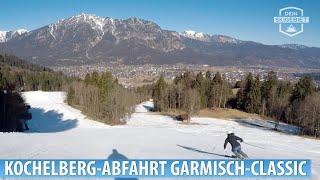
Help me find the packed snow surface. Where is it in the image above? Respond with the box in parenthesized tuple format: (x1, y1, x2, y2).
(0, 91, 319, 179)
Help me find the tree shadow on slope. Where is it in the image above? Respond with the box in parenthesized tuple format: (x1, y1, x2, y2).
(234, 119, 272, 131)
(107, 149, 138, 180)
(177, 144, 236, 159)
(26, 108, 78, 133)
(142, 105, 154, 112)
(234, 119, 300, 135)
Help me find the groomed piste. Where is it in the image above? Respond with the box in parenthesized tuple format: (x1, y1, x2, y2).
(0, 91, 319, 180)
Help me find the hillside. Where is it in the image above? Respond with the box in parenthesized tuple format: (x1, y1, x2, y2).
(0, 54, 71, 91)
(0, 54, 50, 72)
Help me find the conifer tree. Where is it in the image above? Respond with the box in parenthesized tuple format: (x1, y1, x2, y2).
(242, 73, 261, 114)
(153, 75, 168, 112)
(194, 72, 207, 108)
(261, 71, 278, 116)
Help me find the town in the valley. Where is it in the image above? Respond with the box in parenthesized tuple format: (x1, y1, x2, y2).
(52, 63, 320, 87)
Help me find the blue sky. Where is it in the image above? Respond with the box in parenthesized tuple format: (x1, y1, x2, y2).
(1, 0, 319, 47)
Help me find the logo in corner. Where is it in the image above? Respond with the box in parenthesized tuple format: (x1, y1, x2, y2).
(274, 7, 310, 37)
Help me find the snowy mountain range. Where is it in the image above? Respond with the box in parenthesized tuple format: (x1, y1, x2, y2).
(0, 29, 28, 42)
(1, 13, 320, 67)
(180, 30, 240, 44)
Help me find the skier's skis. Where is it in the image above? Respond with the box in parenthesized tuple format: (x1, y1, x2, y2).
(224, 155, 237, 159)
(224, 154, 250, 159)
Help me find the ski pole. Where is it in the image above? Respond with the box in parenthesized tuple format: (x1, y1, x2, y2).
(212, 145, 216, 152)
(243, 142, 265, 149)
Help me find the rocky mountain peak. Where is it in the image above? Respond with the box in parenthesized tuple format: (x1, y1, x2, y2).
(0, 29, 28, 43)
(0, 14, 318, 68)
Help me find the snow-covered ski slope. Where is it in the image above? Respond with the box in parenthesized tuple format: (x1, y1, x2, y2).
(0, 91, 319, 179)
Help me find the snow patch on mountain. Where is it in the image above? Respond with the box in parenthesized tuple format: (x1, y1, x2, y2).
(0, 31, 7, 42)
(180, 30, 240, 44)
(211, 35, 240, 44)
(63, 13, 107, 33)
(49, 24, 57, 40)
(183, 30, 205, 38)
(180, 30, 208, 41)
(0, 29, 28, 42)
(15, 29, 28, 35)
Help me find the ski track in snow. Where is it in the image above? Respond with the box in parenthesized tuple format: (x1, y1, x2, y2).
(0, 91, 319, 180)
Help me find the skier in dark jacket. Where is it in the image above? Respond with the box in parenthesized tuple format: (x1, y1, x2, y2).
(224, 131, 248, 159)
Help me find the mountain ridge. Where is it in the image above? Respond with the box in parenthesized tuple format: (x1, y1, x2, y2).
(1, 13, 320, 67)
(0, 29, 28, 42)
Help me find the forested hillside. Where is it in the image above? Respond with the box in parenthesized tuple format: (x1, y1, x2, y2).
(152, 72, 233, 123)
(0, 54, 72, 131)
(152, 71, 320, 138)
(67, 72, 147, 125)
(0, 54, 73, 91)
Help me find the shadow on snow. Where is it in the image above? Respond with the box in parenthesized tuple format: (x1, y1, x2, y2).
(177, 144, 236, 159)
(142, 105, 154, 112)
(26, 108, 78, 133)
(234, 119, 300, 135)
(107, 149, 138, 180)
